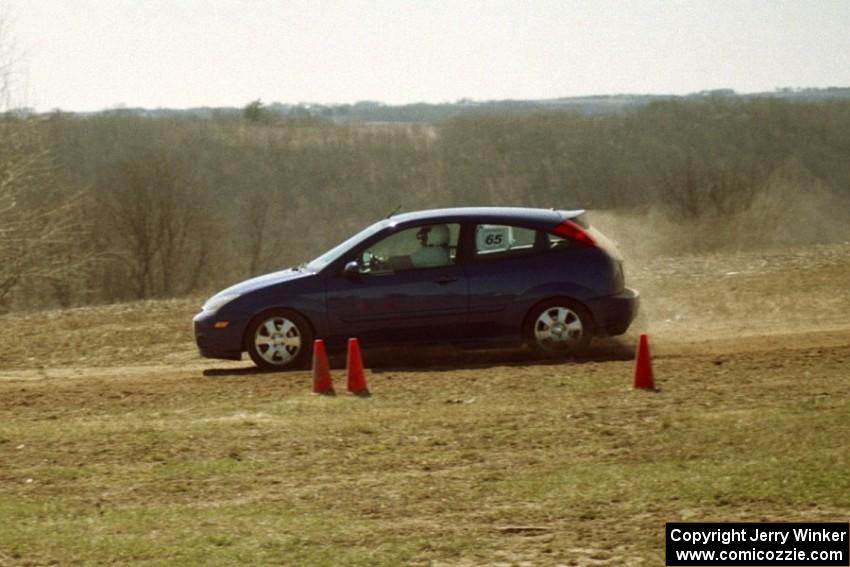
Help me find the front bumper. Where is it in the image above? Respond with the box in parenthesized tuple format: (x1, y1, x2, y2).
(193, 311, 245, 361)
(587, 287, 640, 337)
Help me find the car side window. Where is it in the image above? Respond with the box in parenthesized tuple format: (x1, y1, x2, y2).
(474, 224, 539, 259)
(358, 223, 460, 274)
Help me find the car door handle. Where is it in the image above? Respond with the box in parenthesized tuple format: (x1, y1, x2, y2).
(434, 275, 458, 285)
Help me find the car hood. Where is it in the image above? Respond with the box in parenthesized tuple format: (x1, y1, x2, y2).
(212, 268, 314, 298)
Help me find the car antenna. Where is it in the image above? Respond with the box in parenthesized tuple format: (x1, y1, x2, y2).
(386, 205, 402, 218)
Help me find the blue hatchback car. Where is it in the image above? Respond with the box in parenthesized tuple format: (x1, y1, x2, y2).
(194, 207, 639, 370)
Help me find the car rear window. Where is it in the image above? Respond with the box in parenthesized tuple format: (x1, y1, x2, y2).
(474, 224, 577, 260)
(475, 224, 536, 257)
(546, 233, 575, 250)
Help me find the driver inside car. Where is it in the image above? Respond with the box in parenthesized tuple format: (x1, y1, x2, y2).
(410, 224, 451, 268)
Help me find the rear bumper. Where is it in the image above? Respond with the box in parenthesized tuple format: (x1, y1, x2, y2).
(587, 288, 640, 337)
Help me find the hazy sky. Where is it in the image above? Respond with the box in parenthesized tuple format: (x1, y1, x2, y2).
(11, 0, 850, 112)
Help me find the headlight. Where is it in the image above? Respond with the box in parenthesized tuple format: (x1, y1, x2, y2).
(202, 294, 240, 314)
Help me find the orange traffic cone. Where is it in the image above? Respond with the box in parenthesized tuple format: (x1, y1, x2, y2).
(345, 338, 370, 397)
(633, 333, 657, 390)
(311, 339, 335, 395)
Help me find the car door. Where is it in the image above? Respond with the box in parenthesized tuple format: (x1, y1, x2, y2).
(325, 222, 469, 345)
(465, 223, 549, 340)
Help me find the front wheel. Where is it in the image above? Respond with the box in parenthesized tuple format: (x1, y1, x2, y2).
(525, 299, 592, 358)
(245, 309, 313, 371)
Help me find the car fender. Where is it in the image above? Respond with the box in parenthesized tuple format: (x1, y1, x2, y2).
(520, 280, 597, 303)
(509, 281, 597, 323)
(231, 288, 329, 340)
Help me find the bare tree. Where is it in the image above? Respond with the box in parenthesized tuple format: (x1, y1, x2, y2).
(0, 119, 96, 309)
(0, 8, 95, 311)
(99, 153, 209, 299)
(0, 3, 14, 111)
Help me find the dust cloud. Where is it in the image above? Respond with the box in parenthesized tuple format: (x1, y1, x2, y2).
(588, 186, 850, 342)
(591, 185, 850, 261)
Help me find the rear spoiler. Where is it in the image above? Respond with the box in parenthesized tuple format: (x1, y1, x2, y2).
(559, 209, 589, 229)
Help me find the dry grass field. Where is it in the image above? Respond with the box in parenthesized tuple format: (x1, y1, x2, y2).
(1, 242, 849, 566)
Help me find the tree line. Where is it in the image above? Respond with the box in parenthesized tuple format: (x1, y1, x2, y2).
(2, 97, 849, 312)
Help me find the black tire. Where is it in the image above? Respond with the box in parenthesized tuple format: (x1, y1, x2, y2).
(524, 298, 593, 358)
(245, 309, 314, 371)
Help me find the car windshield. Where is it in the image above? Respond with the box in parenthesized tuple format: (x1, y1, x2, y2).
(305, 218, 390, 272)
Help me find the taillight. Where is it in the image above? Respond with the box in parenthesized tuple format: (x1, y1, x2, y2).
(552, 219, 597, 247)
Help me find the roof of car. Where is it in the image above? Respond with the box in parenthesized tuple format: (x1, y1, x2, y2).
(388, 207, 583, 226)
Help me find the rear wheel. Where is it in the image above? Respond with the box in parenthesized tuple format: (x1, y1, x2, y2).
(246, 309, 313, 371)
(525, 299, 592, 358)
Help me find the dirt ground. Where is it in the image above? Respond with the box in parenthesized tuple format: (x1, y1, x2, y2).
(1, 241, 849, 565)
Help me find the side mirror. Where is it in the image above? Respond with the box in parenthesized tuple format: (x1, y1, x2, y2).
(343, 260, 361, 278)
